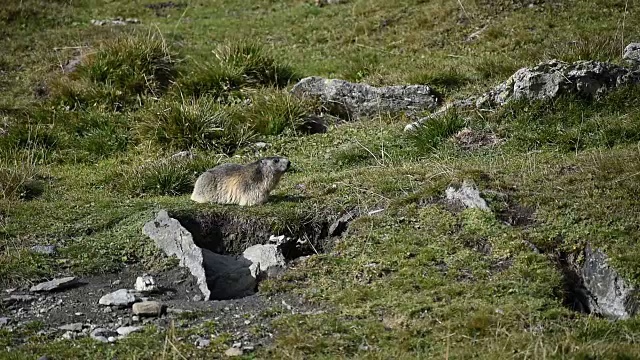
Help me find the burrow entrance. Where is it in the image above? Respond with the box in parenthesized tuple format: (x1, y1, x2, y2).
(147, 208, 359, 301)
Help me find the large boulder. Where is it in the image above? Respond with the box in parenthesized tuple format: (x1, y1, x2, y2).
(291, 76, 440, 120)
(476, 60, 640, 108)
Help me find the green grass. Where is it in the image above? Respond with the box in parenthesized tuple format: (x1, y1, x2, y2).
(1, 0, 640, 358)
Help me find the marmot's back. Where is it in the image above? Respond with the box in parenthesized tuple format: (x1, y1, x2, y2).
(190, 157, 290, 206)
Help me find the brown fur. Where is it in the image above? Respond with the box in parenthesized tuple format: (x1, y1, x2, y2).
(190, 157, 290, 206)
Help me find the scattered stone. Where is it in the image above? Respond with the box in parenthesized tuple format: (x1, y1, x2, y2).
(135, 275, 158, 293)
(232, 342, 242, 348)
(116, 326, 143, 336)
(253, 142, 268, 149)
(195, 337, 211, 348)
(90, 17, 140, 26)
(107, 336, 117, 343)
(143, 210, 257, 300)
(242, 244, 287, 279)
(30, 245, 57, 256)
(225, 347, 244, 357)
(170, 151, 194, 160)
(58, 323, 83, 332)
(132, 301, 164, 317)
(192, 295, 202, 302)
(445, 180, 491, 212)
(623, 43, 640, 66)
(291, 76, 439, 120)
(112, 280, 121, 286)
(0, 317, 9, 327)
(90, 328, 117, 343)
(4, 288, 16, 294)
(315, 0, 348, 6)
(103, 307, 113, 313)
(61, 331, 74, 340)
(99, 289, 137, 307)
(580, 245, 638, 320)
(75, 312, 83, 316)
(131, 315, 140, 322)
(30, 277, 79, 292)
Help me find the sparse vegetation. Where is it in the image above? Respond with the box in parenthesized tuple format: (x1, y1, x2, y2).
(2, 0, 640, 358)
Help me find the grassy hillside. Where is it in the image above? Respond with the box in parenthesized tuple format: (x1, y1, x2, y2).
(1, 0, 640, 358)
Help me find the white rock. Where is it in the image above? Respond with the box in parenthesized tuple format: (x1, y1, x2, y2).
(132, 301, 163, 317)
(116, 326, 143, 336)
(445, 180, 490, 212)
(225, 347, 243, 357)
(30, 277, 78, 292)
(242, 244, 286, 279)
(135, 276, 157, 292)
(58, 323, 83, 332)
(99, 289, 137, 307)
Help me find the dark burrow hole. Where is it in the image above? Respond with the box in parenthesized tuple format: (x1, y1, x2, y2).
(172, 210, 332, 260)
(557, 251, 592, 314)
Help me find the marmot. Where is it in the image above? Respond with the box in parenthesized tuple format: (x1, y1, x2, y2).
(190, 157, 291, 206)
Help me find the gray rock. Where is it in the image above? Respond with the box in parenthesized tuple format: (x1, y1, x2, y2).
(143, 210, 257, 300)
(581, 245, 638, 320)
(90, 328, 118, 343)
(135, 275, 157, 293)
(58, 323, 83, 332)
(4, 294, 36, 303)
(30, 277, 78, 292)
(0, 317, 9, 327)
(99, 289, 137, 307)
(132, 301, 163, 317)
(116, 326, 142, 336)
(405, 59, 640, 131)
(623, 43, 640, 66)
(30, 245, 57, 256)
(225, 347, 244, 357)
(107, 336, 117, 342)
(476, 60, 640, 109)
(61, 331, 74, 340)
(195, 337, 211, 348)
(170, 151, 194, 160)
(445, 180, 491, 212)
(253, 142, 268, 149)
(291, 76, 439, 120)
(242, 244, 287, 279)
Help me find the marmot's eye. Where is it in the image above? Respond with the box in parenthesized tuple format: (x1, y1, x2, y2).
(273, 158, 279, 163)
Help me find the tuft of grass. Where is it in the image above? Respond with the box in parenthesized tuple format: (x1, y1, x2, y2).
(136, 96, 253, 153)
(546, 35, 621, 63)
(107, 155, 217, 197)
(0, 147, 46, 201)
(234, 89, 319, 136)
(51, 32, 176, 111)
(175, 61, 244, 101)
(410, 67, 472, 94)
(214, 40, 299, 88)
(472, 55, 522, 81)
(408, 111, 466, 153)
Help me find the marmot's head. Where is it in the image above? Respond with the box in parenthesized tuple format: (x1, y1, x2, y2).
(260, 156, 291, 174)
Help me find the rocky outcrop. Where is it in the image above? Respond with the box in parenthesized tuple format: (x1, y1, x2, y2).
(475, 60, 640, 108)
(405, 49, 640, 131)
(291, 77, 440, 120)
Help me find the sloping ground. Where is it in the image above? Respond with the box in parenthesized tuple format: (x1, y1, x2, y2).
(1, 0, 640, 358)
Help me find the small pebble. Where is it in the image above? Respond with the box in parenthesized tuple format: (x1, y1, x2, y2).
(225, 347, 243, 357)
